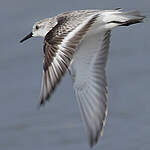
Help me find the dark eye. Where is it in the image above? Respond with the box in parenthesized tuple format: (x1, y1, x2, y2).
(35, 25, 40, 30)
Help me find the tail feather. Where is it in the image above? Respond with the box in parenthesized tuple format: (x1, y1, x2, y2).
(123, 10, 144, 17)
(102, 10, 145, 28)
(108, 17, 144, 26)
(118, 18, 144, 26)
(120, 10, 145, 26)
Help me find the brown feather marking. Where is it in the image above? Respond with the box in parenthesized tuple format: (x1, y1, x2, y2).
(40, 14, 98, 105)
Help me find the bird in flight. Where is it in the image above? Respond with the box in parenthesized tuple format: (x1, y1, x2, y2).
(20, 9, 145, 147)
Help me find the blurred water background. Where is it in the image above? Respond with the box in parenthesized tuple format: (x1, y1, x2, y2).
(0, 0, 150, 150)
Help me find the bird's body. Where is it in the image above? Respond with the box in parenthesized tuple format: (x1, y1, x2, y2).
(20, 9, 145, 147)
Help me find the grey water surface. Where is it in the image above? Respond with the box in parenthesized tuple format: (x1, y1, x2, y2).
(0, 0, 150, 150)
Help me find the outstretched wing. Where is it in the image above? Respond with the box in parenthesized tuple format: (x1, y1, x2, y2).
(40, 14, 98, 105)
(70, 31, 111, 147)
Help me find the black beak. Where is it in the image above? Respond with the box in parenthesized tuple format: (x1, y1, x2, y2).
(20, 32, 33, 43)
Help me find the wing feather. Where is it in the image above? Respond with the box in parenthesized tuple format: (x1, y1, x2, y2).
(40, 14, 98, 105)
(70, 31, 111, 147)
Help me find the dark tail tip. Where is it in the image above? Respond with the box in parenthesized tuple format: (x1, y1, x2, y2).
(119, 18, 144, 26)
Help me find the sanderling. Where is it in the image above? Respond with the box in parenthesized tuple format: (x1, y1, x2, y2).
(20, 9, 145, 147)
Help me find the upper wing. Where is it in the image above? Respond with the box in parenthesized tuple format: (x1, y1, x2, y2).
(40, 14, 98, 105)
(70, 31, 111, 147)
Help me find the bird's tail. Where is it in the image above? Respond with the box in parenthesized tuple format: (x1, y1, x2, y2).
(102, 10, 145, 28)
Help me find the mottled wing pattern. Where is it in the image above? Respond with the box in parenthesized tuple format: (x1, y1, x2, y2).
(40, 14, 98, 105)
(70, 31, 111, 147)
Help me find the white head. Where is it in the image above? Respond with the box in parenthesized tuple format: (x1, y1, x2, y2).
(32, 19, 51, 37)
(20, 18, 55, 43)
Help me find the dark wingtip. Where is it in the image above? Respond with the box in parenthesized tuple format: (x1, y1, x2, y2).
(89, 140, 97, 148)
(88, 128, 103, 148)
(89, 136, 96, 148)
(36, 99, 45, 110)
(39, 97, 45, 106)
(38, 93, 50, 108)
(115, 7, 122, 10)
(89, 141, 94, 148)
(40, 100, 45, 106)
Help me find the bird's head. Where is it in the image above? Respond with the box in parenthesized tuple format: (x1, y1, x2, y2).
(20, 18, 53, 43)
(32, 20, 50, 37)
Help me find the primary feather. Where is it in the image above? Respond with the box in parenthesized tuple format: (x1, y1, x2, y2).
(21, 9, 145, 147)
